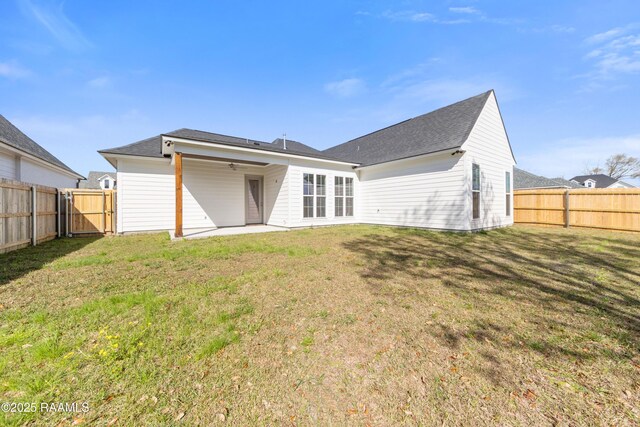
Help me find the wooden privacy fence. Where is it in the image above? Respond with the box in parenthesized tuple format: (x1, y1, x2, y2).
(64, 189, 116, 236)
(514, 188, 640, 232)
(1, 181, 117, 254)
(0, 178, 63, 254)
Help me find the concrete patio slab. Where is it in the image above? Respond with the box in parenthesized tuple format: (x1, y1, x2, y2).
(171, 225, 289, 240)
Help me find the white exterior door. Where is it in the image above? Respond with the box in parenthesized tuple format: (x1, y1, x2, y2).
(246, 177, 262, 224)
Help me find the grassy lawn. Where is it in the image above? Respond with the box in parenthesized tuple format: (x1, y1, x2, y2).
(0, 225, 638, 426)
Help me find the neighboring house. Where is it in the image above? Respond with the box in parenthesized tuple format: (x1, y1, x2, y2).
(0, 114, 83, 188)
(514, 168, 581, 190)
(99, 90, 516, 236)
(570, 174, 635, 189)
(79, 171, 117, 190)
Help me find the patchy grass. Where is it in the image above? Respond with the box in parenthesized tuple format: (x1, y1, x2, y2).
(0, 225, 639, 425)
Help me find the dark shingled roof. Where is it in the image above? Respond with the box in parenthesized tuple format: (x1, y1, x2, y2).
(79, 171, 116, 189)
(271, 138, 323, 155)
(551, 177, 582, 189)
(99, 129, 349, 163)
(0, 114, 81, 177)
(514, 167, 578, 190)
(322, 90, 493, 166)
(570, 174, 619, 188)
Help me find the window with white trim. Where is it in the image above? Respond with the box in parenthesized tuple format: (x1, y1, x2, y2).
(472, 164, 480, 219)
(505, 171, 511, 216)
(303, 173, 326, 218)
(334, 176, 354, 217)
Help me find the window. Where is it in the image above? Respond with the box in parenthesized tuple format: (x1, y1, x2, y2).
(303, 173, 326, 218)
(334, 176, 354, 217)
(303, 173, 314, 218)
(345, 177, 354, 216)
(505, 171, 511, 217)
(472, 164, 480, 219)
(316, 175, 326, 217)
(103, 179, 110, 189)
(334, 177, 343, 216)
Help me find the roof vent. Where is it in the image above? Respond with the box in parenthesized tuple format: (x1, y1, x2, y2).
(283, 133, 287, 150)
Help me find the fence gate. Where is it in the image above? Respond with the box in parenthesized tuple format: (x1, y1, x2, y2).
(65, 189, 116, 236)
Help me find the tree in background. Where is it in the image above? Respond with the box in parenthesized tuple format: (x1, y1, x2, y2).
(585, 154, 640, 180)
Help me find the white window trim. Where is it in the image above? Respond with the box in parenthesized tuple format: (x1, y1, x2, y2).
(472, 163, 480, 220)
(303, 173, 326, 219)
(334, 176, 354, 217)
(505, 170, 511, 217)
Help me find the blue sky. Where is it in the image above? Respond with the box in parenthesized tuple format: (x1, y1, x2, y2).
(1, 0, 639, 184)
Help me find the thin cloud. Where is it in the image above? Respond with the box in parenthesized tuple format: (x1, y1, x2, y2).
(381, 10, 435, 23)
(368, 7, 519, 26)
(0, 60, 32, 79)
(87, 76, 111, 88)
(585, 24, 637, 44)
(449, 7, 480, 15)
(324, 78, 366, 98)
(582, 25, 640, 80)
(18, 0, 91, 51)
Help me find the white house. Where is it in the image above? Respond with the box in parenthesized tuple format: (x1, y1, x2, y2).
(79, 171, 117, 190)
(570, 174, 635, 189)
(0, 114, 83, 188)
(99, 90, 516, 236)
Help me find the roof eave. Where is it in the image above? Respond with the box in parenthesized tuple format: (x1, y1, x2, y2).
(354, 146, 463, 169)
(161, 135, 360, 166)
(0, 140, 84, 180)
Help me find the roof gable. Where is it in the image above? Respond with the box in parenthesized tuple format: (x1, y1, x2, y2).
(570, 174, 618, 188)
(322, 90, 492, 166)
(0, 114, 81, 177)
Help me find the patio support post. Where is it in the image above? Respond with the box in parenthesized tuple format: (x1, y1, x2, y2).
(175, 152, 183, 237)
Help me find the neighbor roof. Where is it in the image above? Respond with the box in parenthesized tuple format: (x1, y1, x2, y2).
(322, 90, 493, 166)
(99, 129, 348, 163)
(514, 167, 577, 190)
(550, 177, 582, 189)
(570, 174, 618, 188)
(0, 114, 81, 177)
(79, 171, 116, 189)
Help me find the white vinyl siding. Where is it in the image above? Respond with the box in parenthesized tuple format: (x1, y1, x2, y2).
(359, 152, 468, 230)
(0, 149, 16, 180)
(117, 158, 175, 233)
(461, 91, 515, 230)
(19, 158, 78, 188)
(264, 164, 289, 226)
(0, 146, 77, 188)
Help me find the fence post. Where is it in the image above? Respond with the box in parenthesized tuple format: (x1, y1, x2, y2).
(57, 191, 61, 238)
(564, 190, 570, 228)
(31, 185, 37, 246)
